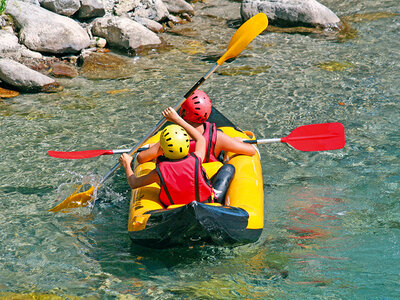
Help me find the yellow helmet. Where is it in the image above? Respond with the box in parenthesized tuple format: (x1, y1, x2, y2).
(160, 124, 190, 159)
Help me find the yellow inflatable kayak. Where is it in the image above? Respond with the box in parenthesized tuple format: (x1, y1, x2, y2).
(128, 108, 264, 248)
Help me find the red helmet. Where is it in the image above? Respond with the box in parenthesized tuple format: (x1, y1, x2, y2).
(180, 90, 212, 123)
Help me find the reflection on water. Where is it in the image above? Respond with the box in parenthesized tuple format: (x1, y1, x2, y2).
(283, 186, 348, 284)
(0, 0, 399, 298)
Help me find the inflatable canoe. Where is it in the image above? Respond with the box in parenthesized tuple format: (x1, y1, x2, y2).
(128, 108, 264, 248)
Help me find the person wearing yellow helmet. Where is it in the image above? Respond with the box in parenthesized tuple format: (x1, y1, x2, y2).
(159, 124, 190, 160)
(136, 90, 256, 165)
(119, 107, 215, 206)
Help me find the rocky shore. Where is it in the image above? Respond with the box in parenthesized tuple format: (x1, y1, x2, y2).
(0, 0, 384, 96)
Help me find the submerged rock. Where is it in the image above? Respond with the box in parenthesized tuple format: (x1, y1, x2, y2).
(168, 26, 198, 37)
(216, 65, 271, 76)
(50, 63, 79, 78)
(0, 87, 20, 98)
(264, 19, 357, 43)
(179, 40, 205, 55)
(80, 52, 137, 79)
(41, 82, 64, 92)
(341, 12, 399, 23)
(316, 61, 353, 72)
(336, 20, 358, 42)
(334, 11, 399, 42)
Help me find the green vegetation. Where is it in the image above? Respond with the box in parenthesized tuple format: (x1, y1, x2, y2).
(0, 0, 6, 14)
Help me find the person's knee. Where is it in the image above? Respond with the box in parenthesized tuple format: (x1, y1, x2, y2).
(212, 164, 235, 204)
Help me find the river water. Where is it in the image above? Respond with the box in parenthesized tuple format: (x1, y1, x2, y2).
(1, 0, 399, 298)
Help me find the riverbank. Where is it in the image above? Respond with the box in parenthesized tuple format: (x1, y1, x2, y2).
(0, 0, 371, 94)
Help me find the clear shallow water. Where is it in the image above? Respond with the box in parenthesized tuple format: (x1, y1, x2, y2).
(1, 0, 399, 298)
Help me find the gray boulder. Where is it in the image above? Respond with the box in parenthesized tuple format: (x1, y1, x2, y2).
(92, 16, 162, 53)
(114, 0, 139, 16)
(20, 48, 44, 59)
(162, 0, 194, 15)
(0, 30, 43, 60)
(6, 0, 90, 54)
(39, 0, 81, 16)
(0, 58, 55, 91)
(77, 0, 105, 19)
(133, 16, 164, 33)
(0, 30, 22, 60)
(241, 0, 341, 28)
(0, 16, 6, 27)
(130, 0, 170, 22)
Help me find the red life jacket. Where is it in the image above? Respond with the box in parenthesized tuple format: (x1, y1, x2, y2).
(155, 153, 214, 206)
(189, 122, 218, 162)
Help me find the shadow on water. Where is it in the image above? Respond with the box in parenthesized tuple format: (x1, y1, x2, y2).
(0, 185, 54, 195)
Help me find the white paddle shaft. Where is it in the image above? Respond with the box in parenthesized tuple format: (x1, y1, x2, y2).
(244, 138, 281, 144)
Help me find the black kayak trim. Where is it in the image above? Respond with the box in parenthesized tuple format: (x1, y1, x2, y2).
(129, 201, 262, 248)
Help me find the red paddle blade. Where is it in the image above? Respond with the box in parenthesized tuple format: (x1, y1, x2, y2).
(281, 123, 345, 151)
(48, 149, 113, 159)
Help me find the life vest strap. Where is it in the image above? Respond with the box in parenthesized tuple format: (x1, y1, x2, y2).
(155, 164, 174, 206)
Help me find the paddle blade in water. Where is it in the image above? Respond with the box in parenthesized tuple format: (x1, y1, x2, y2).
(281, 122, 345, 151)
(217, 13, 268, 65)
(49, 185, 95, 212)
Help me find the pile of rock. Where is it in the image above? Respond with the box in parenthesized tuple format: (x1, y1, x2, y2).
(0, 0, 342, 94)
(0, 0, 195, 92)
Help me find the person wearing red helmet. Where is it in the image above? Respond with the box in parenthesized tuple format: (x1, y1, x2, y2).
(180, 89, 212, 124)
(137, 89, 256, 165)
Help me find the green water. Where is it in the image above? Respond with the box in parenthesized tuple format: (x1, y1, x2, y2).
(1, 0, 399, 298)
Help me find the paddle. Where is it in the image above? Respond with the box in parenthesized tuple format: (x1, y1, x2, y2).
(244, 123, 345, 151)
(49, 122, 344, 160)
(48, 148, 148, 159)
(49, 13, 269, 213)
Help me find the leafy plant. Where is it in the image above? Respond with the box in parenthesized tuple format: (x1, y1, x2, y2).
(0, 0, 6, 14)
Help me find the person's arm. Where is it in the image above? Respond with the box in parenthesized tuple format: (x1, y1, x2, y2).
(119, 153, 159, 189)
(215, 131, 256, 156)
(137, 142, 163, 164)
(162, 107, 206, 161)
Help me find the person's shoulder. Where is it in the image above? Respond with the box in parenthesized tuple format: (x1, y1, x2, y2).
(216, 130, 231, 140)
